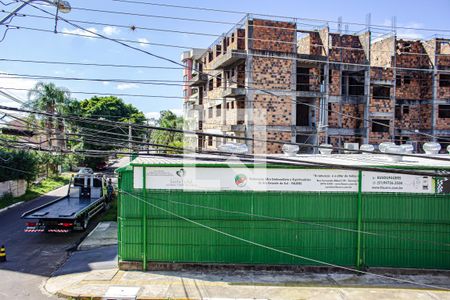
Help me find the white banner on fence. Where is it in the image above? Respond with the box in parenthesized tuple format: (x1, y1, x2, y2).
(132, 167, 434, 194)
(144, 167, 358, 192)
(362, 172, 433, 193)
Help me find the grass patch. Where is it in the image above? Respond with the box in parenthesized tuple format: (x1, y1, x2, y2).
(0, 174, 72, 210)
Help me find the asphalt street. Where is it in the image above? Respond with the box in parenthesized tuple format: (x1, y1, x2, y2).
(0, 158, 126, 299)
(0, 185, 90, 299)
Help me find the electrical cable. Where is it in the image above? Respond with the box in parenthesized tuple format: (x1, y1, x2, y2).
(3, 12, 448, 144)
(3, 104, 450, 164)
(3, 112, 448, 177)
(2, 23, 450, 73)
(110, 0, 450, 34)
(10, 3, 450, 151)
(120, 190, 450, 291)
(137, 191, 450, 248)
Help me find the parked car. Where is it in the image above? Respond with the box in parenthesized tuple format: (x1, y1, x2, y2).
(77, 167, 94, 175)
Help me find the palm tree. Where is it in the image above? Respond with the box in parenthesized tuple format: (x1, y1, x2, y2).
(25, 82, 72, 151)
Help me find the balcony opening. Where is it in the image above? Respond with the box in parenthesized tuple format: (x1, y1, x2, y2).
(403, 105, 409, 114)
(216, 104, 222, 117)
(438, 105, 450, 118)
(296, 67, 310, 91)
(216, 74, 222, 88)
(440, 74, 450, 87)
(404, 75, 412, 85)
(296, 100, 310, 126)
(208, 79, 214, 91)
(372, 119, 390, 133)
(373, 85, 390, 99)
(198, 87, 203, 105)
(208, 107, 213, 118)
(216, 44, 222, 57)
(208, 136, 213, 146)
(342, 70, 364, 96)
(208, 51, 213, 62)
(396, 75, 402, 86)
(198, 136, 204, 149)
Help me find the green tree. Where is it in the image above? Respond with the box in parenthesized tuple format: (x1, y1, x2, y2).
(25, 82, 74, 151)
(0, 148, 38, 182)
(151, 110, 184, 151)
(76, 96, 146, 168)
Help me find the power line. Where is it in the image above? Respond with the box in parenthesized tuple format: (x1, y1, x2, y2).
(13, 4, 450, 145)
(3, 11, 450, 58)
(3, 78, 448, 144)
(120, 190, 450, 291)
(141, 191, 450, 248)
(0, 57, 184, 70)
(3, 104, 450, 170)
(3, 71, 450, 86)
(3, 23, 450, 74)
(2, 24, 193, 49)
(111, 0, 450, 34)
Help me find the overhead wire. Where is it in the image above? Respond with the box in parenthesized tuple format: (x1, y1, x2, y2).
(9, 2, 450, 151)
(124, 190, 450, 248)
(0, 39, 448, 144)
(0, 106, 449, 176)
(110, 0, 450, 34)
(3, 8, 449, 144)
(120, 190, 450, 291)
(3, 104, 450, 165)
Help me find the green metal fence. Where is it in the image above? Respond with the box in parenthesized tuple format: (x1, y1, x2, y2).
(117, 167, 450, 270)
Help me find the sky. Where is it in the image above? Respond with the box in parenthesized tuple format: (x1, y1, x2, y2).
(0, 0, 449, 120)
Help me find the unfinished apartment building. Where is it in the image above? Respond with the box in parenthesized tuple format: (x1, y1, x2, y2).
(182, 16, 450, 154)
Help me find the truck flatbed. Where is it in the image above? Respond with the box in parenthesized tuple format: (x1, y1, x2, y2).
(22, 196, 104, 220)
(22, 174, 113, 232)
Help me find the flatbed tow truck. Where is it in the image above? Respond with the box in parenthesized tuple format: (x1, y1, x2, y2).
(22, 174, 112, 233)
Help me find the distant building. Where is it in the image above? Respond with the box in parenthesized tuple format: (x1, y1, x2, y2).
(181, 16, 450, 153)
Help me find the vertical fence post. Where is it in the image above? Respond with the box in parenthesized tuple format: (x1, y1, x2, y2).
(117, 174, 122, 262)
(142, 167, 148, 271)
(356, 170, 363, 269)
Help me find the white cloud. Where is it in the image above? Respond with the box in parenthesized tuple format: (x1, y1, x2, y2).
(144, 109, 183, 120)
(376, 20, 424, 40)
(397, 22, 424, 40)
(61, 27, 98, 39)
(171, 108, 183, 116)
(145, 111, 160, 120)
(137, 38, 149, 48)
(102, 81, 110, 86)
(116, 83, 138, 90)
(0, 72, 38, 102)
(102, 26, 120, 36)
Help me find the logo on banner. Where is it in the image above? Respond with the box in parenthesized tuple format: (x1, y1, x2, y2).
(176, 168, 185, 178)
(234, 174, 247, 187)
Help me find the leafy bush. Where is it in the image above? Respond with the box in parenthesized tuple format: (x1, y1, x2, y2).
(0, 148, 38, 182)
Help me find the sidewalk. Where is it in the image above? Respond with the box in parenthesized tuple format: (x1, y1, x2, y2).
(45, 268, 450, 299)
(45, 222, 450, 299)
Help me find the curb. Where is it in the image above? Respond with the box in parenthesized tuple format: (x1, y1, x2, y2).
(0, 201, 24, 214)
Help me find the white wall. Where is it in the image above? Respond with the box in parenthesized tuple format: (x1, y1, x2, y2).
(0, 179, 27, 198)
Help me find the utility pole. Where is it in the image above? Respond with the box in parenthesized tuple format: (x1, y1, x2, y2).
(146, 119, 150, 154)
(0, 0, 71, 25)
(128, 121, 132, 162)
